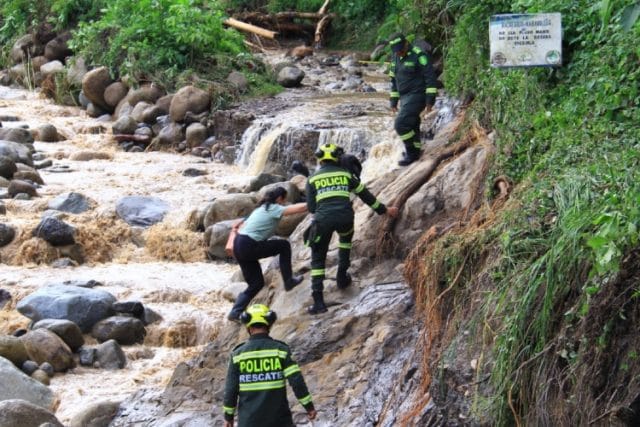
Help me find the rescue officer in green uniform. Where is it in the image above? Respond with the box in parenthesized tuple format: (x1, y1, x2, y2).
(388, 33, 438, 166)
(305, 143, 399, 314)
(223, 304, 317, 427)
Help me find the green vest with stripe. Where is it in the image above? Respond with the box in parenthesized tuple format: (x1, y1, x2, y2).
(223, 333, 314, 427)
(306, 163, 386, 222)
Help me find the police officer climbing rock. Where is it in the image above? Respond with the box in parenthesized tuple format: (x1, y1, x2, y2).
(388, 32, 438, 166)
(305, 143, 399, 315)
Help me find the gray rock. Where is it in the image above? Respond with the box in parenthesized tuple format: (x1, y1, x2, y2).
(0, 155, 17, 179)
(127, 85, 163, 107)
(185, 122, 207, 148)
(38, 362, 54, 377)
(0, 358, 55, 410)
(169, 85, 210, 122)
(13, 169, 44, 185)
(16, 284, 116, 332)
(112, 301, 145, 319)
(20, 329, 75, 372)
(0, 336, 29, 366)
(21, 360, 39, 376)
(8, 180, 37, 198)
(155, 122, 184, 147)
(32, 319, 84, 352)
(68, 400, 120, 427)
(35, 124, 58, 142)
(66, 57, 88, 88)
(95, 340, 126, 370)
(115, 196, 169, 227)
(78, 346, 96, 366)
(203, 193, 256, 229)
(34, 159, 53, 169)
(0, 399, 63, 427)
(0, 140, 33, 166)
(11, 34, 35, 63)
(130, 101, 152, 123)
(48, 192, 91, 214)
(32, 217, 75, 246)
(81, 67, 113, 112)
(248, 173, 286, 192)
(44, 35, 72, 62)
(40, 60, 65, 77)
(0, 223, 15, 247)
(0, 288, 11, 308)
(91, 316, 146, 345)
(141, 105, 164, 124)
(31, 369, 50, 385)
(112, 115, 138, 136)
(0, 127, 34, 144)
(277, 66, 305, 87)
(104, 82, 129, 108)
(227, 71, 249, 92)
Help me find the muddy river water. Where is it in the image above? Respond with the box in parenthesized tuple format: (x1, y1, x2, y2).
(0, 58, 401, 423)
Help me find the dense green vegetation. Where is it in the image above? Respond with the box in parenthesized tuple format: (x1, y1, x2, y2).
(402, 0, 640, 424)
(0, 0, 275, 97)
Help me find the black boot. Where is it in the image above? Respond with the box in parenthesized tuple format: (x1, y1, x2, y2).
(398, 150, 420, 166)
(227, 292, 252, 321)
(336, 272, 352, 290)
(284, 275, 304, 291)
(307, 292, 328, 315)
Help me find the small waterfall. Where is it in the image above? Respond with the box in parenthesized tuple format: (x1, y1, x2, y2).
(246, 123, 288, 175)
(236, 120, 273, 166)
(317, 128, 370, 159)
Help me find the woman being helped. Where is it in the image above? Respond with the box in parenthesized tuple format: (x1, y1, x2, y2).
(227, 186, 307, 321)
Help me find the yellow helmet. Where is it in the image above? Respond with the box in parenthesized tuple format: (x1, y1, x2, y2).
(315, 143, 344, 162)
(240, 304, 277, 327)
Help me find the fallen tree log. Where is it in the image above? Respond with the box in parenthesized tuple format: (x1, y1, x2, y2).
(223, 17, 277, 39)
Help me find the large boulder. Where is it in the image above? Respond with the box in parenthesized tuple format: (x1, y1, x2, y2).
(169, 85, 210, 122)
(32, 319, 84, 352)
(32, 217, 76, 246)
(48, 192, 92, 214)
(202, 194, 257, 229)
(0, 399, 63, 427)
(204, 220, 234, 260)
(91, 316, 146, 345)
(16, 285, 116, 332)
(103, 82, 129, 109)
(20, 329, 75, 372)
(115, 196, 169, 227)
(81, 67, 113, 112)
(0, 358, 55, 409)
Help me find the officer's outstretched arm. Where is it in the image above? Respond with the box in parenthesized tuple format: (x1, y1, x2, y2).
(351, 178, 387, 215)
(283, 351, 316, 414)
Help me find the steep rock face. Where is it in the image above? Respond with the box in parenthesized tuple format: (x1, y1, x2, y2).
(112, 110, 494, 425)
(114, 280, 418, 426)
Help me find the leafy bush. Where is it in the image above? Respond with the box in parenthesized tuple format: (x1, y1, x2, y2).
(69, 0, 246, 88)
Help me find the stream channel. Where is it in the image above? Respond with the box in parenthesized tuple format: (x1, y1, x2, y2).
(0, 50, 409, 424)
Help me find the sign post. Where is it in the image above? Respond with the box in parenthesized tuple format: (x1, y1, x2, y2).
(489, 13, 562, 68)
